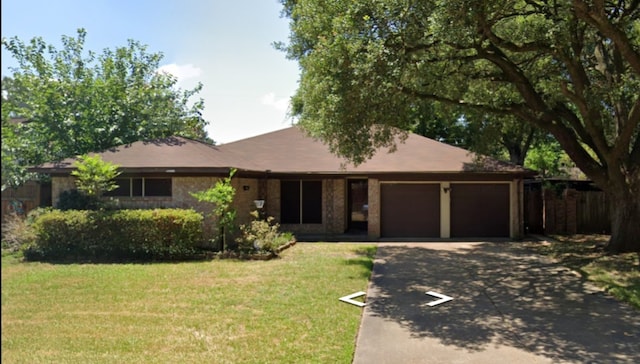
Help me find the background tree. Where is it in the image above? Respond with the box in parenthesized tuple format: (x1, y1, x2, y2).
(1, 29, 212, 189)
(279, 0, 639, 253)
(408, 101, 543, 166)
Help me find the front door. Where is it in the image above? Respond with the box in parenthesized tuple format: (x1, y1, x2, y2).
(348, 179, 368, 232)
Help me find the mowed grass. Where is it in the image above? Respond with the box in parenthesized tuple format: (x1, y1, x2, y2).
(1, 243, 376, 363)
(532, 234, 639, 309)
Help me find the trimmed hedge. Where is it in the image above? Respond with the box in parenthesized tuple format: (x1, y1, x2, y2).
(25, 209, 204, 261)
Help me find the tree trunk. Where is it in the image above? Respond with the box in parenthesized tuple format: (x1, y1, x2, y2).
(605, 182, 640, 253)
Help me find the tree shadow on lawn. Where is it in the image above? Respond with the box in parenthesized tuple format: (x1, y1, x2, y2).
(366, 242, 640, 363)
(342, 245, 377, 278)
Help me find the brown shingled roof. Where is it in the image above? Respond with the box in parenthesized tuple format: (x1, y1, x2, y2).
(218, 126, 533, 175)
(31, 136, 259, 174)
(31, 127, 534, 176)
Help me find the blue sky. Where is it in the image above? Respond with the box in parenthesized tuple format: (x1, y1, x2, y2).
(1, 0, 300, 144)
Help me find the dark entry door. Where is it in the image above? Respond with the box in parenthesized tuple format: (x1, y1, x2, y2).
(348, 180, 368, 232)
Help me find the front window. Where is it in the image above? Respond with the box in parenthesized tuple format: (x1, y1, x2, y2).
(281, 180, 322, 224)
(105, 178, 172, 197)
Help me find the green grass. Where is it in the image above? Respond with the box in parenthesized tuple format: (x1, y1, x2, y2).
(531, 234, 639, 309)
(1, 243, 376, 363)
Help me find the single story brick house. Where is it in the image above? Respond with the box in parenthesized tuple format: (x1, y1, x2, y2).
(32, 126, 536, 240)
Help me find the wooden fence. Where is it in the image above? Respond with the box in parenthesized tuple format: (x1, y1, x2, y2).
(524, 186, 610, 235)
(576, 191, 610, 234)
(1, 181, 51, 222)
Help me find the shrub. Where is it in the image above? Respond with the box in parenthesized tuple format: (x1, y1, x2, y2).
(190, 169, 237, 250)
(25, 208, 204, 261)
(56, 189, 100, 210)
(71, 154, 121, 198)
(1, 213, 36, 253)
(236, 211, 294, 255)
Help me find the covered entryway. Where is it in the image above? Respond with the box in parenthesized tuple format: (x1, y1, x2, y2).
(380, 183, 440, 238)
(450, 183, 510, 237)
(348, 179, 369, 233)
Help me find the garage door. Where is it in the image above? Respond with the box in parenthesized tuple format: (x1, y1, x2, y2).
(381, 184, 440, 238)
(450, 183, 510, 237)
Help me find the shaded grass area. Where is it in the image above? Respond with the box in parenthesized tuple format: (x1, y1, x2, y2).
(530, 234, 639, 309)
(1, 243, 376, 363)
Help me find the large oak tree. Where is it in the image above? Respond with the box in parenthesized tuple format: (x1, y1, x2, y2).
(279, 0, 639, 252)
(2, 29, 211, 189)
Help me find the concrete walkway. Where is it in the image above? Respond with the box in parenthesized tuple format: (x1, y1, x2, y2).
(353, 242, 640, 364)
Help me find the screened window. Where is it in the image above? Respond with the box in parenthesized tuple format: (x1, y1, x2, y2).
(280, 180, 322, 224)
(105, 178, 172, 197)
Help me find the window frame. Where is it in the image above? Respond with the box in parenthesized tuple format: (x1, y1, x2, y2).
(104, 177, 172, 198)
(280, 180, 322, 224)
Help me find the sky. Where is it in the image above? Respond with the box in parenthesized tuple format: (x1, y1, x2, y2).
(1, 0, 300, 144)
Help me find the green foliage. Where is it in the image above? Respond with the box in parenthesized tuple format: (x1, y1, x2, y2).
(410, 100, 543, 165)
(1, 29, 211, 188)
(71, 154, 121, 198)
(25, 208, 204, 261)
(236, 210, 294, 254)
(279, 0, 638, 170)
(190, 169, 237, 250)
(525, 139, 575, 178)
(55, 189, 100, 210)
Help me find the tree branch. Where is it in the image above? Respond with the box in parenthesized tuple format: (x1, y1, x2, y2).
(398, 85, 516, 115)
(573, 0, 640, 74)
(612, 98, 640, 161)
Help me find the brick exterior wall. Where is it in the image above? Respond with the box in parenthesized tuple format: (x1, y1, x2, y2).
(49, 175, 527, 240)
(367, 179, 381, 239)
(50, 175, 349, 239)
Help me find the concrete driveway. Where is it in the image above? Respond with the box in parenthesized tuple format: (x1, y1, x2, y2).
(353, 242, 639, 364)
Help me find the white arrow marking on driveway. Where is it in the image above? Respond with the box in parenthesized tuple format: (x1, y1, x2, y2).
(339, 291, 367, 307)
(426, 291, 453, 306)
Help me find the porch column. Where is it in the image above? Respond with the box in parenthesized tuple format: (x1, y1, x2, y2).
(440, 182, 451, 238)
(367, 179, 380, 239)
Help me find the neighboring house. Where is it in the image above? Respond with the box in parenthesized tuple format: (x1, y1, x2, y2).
(31, 126, 536, 240)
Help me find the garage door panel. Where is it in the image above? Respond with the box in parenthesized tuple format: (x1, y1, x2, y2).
(381, 184, 440, 237)
(450, 183, 509, 237)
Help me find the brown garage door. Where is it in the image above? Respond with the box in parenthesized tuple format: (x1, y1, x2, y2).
(450, 183, 510, 237)
(381, 183, 440, 238)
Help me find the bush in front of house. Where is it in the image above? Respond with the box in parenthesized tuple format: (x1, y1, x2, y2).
(56, 189, 101, 210)
(235, 211, 295, 256)
(25, 208, 204, 261)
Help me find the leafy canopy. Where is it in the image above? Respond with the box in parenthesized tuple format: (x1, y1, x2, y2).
(1, 29, 211, 189)
(279, 0, 638, 179)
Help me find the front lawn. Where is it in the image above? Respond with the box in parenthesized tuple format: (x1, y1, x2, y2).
(1, 243, 376, 363)
(530, 234, 639, 309)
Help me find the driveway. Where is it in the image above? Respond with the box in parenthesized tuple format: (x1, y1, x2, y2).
(353, 242, 639, 364)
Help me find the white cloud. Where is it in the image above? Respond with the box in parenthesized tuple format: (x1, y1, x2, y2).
(157, 63, 202, 82)
(261, 92, 290, 112)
